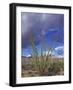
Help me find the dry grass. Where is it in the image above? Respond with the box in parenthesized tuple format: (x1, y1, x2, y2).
(21, 56, 64, 77)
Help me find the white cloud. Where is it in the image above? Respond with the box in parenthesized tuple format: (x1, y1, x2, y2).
(55, 46, 64, 51)
(54, 46, 64, 58)
(27, 54, 31, 57)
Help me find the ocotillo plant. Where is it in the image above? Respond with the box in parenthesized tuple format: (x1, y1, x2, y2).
(28, 32, 54, 76)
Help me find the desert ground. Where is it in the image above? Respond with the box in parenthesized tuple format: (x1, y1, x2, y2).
(21, 56, 64, 77)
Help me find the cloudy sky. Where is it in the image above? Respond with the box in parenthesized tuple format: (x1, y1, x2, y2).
(21, 12, 64, 58)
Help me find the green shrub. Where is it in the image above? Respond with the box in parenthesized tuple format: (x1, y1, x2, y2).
(48, 61, 64, 75)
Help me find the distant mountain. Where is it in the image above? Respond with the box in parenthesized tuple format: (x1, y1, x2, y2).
(22, 54, 32, 58)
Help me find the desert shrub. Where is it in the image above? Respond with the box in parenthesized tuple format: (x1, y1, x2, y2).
(31, 55, 51, 76)
(48, 61, 64, 75)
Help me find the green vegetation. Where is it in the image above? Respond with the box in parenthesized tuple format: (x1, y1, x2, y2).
(48, 60, 64, 75)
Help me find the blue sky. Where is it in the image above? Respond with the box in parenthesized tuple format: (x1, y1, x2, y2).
(21, 12, 64, 58)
